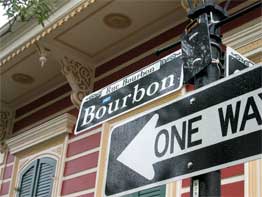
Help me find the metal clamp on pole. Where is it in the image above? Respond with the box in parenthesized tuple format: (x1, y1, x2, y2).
(180, 0, 228, 196)
(153, 2, 261, 196)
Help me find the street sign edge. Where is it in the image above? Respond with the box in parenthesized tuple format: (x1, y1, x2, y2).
(104, 64, 261, 196)
(109, 64, 261, 134)
(104, 153, 261, 196)
(74, 62, 184, 135)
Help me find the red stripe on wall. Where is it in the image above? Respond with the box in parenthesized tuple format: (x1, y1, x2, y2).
(78, 193, 94, 197)
(69, 125, 101, 139)
(6, 152, 14, 164)
(0, 181, 9, 195)
(182, 164, 244, 188)
(182, 178, 191, 188)
(181, 181, 244, 197)
(61, 172, 96, 195)
(13, 96, 72, 132)
(221, 164, 244, 179)
(67, 132, 101, 157)
(15, 84, 71, 118)
(3, 165, 13, 180)
(64, 151, 99, 176)
(182, 193, 190, 197)
(222, 181, 244, 197)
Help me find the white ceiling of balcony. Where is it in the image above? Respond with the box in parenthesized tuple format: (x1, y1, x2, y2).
(0, 0, 255, 110)
(52, 0, 184, 64)
(0, 0, 186, 109)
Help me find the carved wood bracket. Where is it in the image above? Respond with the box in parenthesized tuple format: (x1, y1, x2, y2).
(61, 56, 94, 108)
(0, 111, 10, 153)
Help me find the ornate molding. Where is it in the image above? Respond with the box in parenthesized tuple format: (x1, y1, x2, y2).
(61, 56, 94, 108)
(0, 111, 10, 153)
(0, 0, 97, 66)
(6, 113, 76, 154)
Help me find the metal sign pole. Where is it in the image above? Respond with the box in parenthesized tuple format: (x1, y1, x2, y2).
(181, 1, 228, 197)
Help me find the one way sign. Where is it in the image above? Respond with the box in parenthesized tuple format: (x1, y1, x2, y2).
(105, 65, 262, 197)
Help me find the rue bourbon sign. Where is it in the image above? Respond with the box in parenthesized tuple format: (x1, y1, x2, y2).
(105, 65, 262, 196)
(75, 50, 183, 134)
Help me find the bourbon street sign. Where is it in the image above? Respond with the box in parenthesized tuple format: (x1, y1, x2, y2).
(75, 50, 183, 134)
(105, 65, 262, 196)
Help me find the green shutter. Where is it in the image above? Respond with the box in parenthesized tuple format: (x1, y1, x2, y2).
(17, 157, 56, 197)
(138, 186, 166, 197)
(33, 157, 56, 197)
(18, 161, 37, 197)
(127, 186, 166, 197)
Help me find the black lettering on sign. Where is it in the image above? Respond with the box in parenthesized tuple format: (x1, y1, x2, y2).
(218, 101, 241, 137)
(240, 96, 262, 131)
(187, 115, 202, 148)
(218, 93, 262, 137)
(155, 129, 169, 158)
(170, 121, 186, 153)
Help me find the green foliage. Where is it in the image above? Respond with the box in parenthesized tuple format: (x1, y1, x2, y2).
(0, 0, 56, 26)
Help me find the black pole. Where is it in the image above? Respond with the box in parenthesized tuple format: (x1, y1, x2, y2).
(153, 1, 260, 195)
(155, 1, 261, 57)
(191, 171, 221, 197)
(188, 1, 227, 197)
(189, 32, 222, 197)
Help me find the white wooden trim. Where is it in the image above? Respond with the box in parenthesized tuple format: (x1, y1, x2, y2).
(223, 19, 261, 51)
(176, 180, 182, 196)
(57, 134, 69, 196)
(181, 187, 190, 194)
(2, 178, 11, 183)
(62, 167, 97, 180)
(68, 127, 101, 143)
(221, 175, 244, 185)
(65, 147, 100, 162)
(61, 188, 95, 197)
(6, 113, 76, 154)
(0, 0, 95, 61)
(5, 163, 14, 168)
(256, 159, 261, 197)
(12, 105, 75, 134)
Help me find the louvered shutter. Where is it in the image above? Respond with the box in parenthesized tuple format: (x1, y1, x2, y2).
(17, 157, 56, 197)
(138, 186, 165, 197)
(33, 157, 56, 197)
(127, 186, 166, 197)
(18, 161, 37, 197)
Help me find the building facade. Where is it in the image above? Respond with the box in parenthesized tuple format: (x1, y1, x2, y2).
(0, 0, 261, 196)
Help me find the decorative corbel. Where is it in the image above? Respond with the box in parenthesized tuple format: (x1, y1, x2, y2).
(0, 111, 10, 153)
(61, 56, 94, 108)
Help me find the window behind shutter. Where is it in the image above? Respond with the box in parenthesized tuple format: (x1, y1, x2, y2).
(127, 186, 166, 197)
(33, 157, 56, 197)
(18, 161, 37, 197)
(17, 157, 56, 197)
